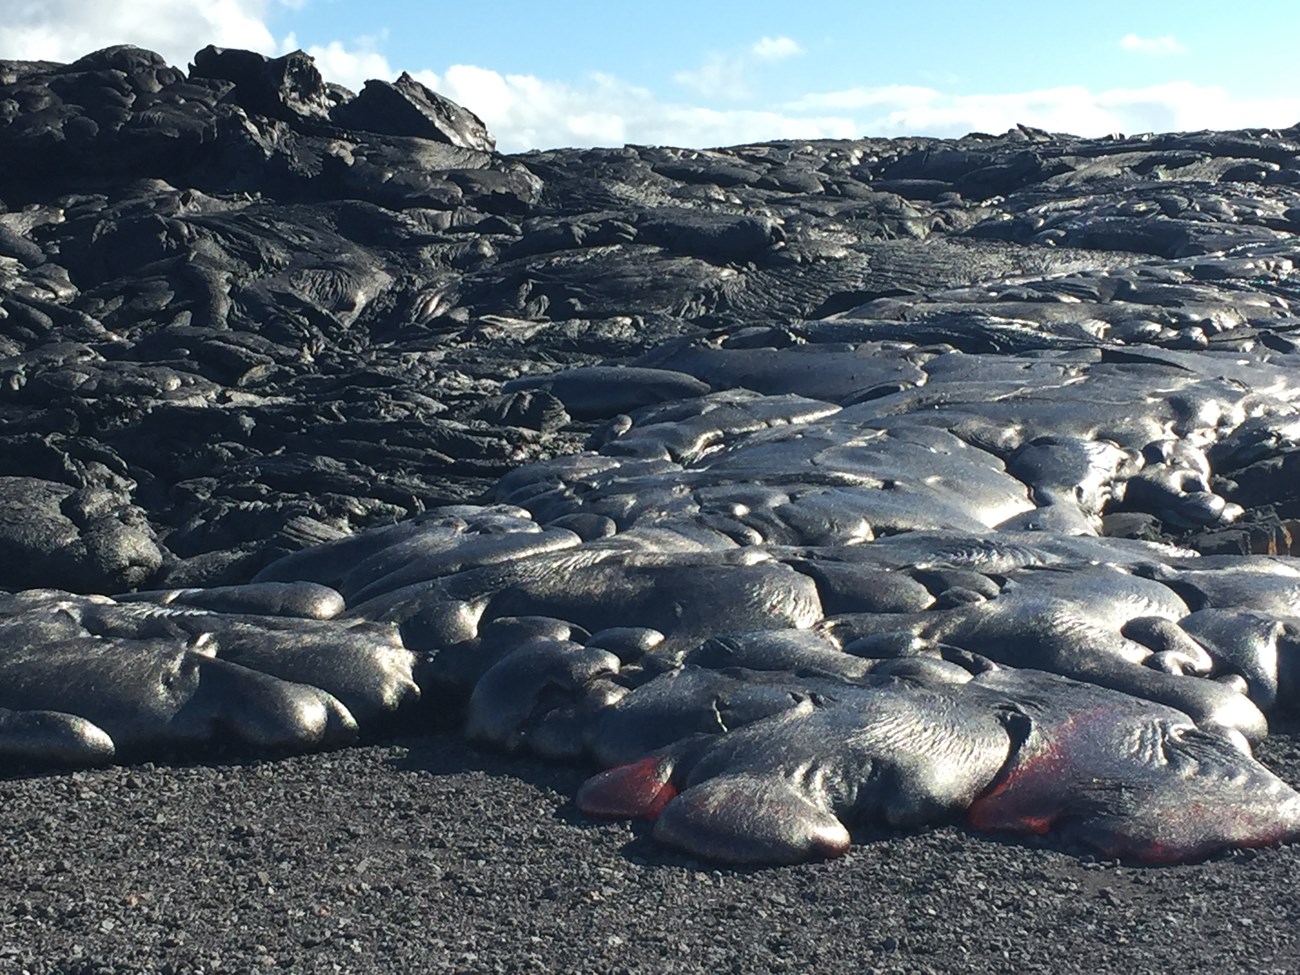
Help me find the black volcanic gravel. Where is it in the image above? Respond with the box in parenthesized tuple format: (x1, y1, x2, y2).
(2, 725, 1300, 974)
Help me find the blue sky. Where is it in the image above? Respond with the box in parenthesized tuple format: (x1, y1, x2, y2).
(3, 0, 1298, 151)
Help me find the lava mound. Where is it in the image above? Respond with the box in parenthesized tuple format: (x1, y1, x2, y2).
(4, 44, 1300, 864)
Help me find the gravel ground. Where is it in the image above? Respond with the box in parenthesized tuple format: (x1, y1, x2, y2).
(3, 722, 1300, 975)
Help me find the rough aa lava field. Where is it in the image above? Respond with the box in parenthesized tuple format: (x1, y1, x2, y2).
(4, 43, 1300, 972)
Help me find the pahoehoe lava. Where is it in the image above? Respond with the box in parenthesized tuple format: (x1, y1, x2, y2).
(5, 43, 1300, 866)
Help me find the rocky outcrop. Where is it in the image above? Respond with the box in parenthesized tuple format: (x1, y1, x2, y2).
(333, 71, 495, 151)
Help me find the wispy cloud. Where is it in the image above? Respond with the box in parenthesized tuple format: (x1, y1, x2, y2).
(751, 36, 803, 60)
(1119, 33, 1187, 56)
(673, 52, 752, 100)
(673, 36, 804, 100)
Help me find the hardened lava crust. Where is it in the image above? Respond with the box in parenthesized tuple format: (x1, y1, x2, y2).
(4, 43, 1300, 971)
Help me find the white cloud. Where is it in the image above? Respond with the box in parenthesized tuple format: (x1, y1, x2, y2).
(1119, 33, 1187, 56)
(0, 0, 284, 69)
(751, 36, 803, 60)
(406, 65, 855, 152)
(294, 60, 1300, 149)
(790, 84, 943, 113)
(788, 80, 1300, 140)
